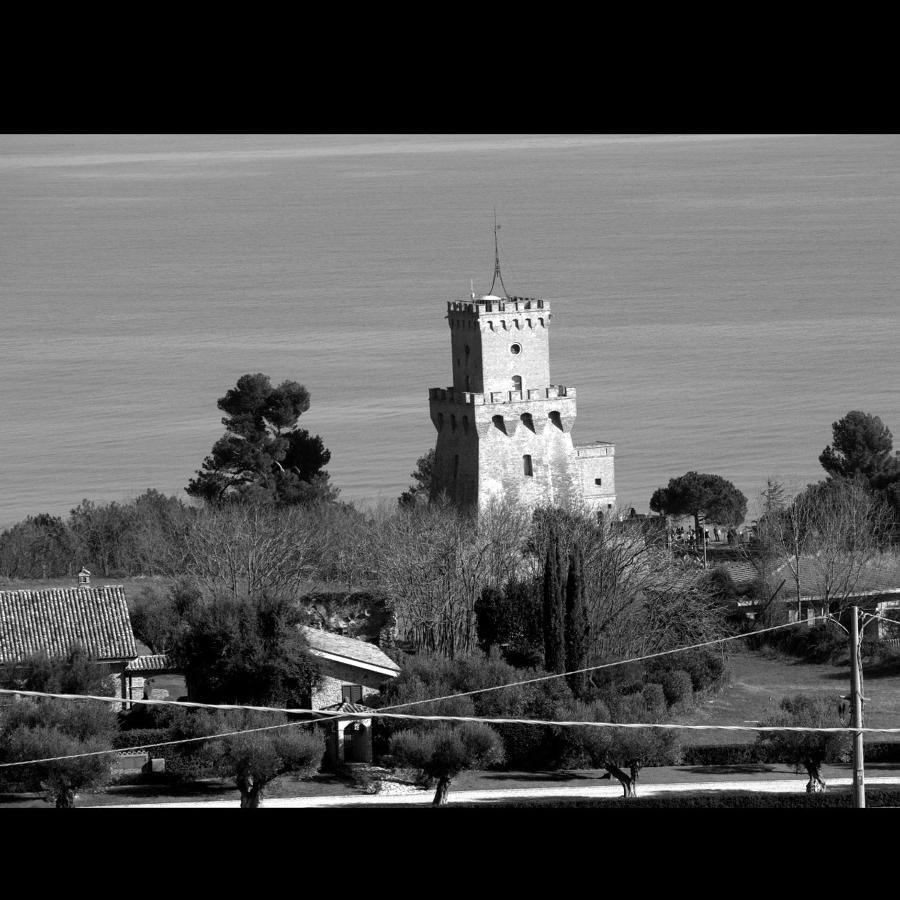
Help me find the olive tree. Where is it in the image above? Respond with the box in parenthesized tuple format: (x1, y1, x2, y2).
(756, 695, 850, 792)
(0, 699, 118, 808)
(389, 722, 505, 805)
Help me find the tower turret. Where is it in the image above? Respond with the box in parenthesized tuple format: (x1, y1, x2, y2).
(429, 292, 616, 515)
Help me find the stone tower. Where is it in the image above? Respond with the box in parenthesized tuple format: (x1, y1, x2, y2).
(428, 288, 616, 516)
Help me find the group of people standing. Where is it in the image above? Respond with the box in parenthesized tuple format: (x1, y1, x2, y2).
(666, 525, 750, 548)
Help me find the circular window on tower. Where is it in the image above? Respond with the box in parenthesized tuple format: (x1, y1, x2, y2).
(510, 343, 522, 355)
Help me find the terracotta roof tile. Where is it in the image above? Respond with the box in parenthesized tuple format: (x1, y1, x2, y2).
(125, 653, 174, 673)
(775, 554, 900, 600)
(0, 586, 136, 663)
(319, 701, 373, 714)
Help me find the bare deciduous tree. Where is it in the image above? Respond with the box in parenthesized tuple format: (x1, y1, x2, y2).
(184, 503, 321, 602)
(757, 478, 891, 617)
(377, 499, 528, 657)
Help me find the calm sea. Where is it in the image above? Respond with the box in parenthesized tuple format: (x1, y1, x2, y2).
(1, 133, 898, 528)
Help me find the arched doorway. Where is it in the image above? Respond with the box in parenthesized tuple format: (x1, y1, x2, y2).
(343, 722, 370, 763)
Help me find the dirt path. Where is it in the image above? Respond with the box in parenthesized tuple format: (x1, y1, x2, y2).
(99, 773, 900, 808)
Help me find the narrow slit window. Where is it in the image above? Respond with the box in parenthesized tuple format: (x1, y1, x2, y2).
(453, 455, 460, 479)
(523, 454, 533, 477)
(512, 375, 522, 392)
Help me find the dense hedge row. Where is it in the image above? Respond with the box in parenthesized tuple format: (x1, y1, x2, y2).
(680, 741, 900, 766)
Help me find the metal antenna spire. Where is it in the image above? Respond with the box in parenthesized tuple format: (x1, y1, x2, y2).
(488, 208, 509, 298)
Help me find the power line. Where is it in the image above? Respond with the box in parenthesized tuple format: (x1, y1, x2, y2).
(0, 615, 828, 720)
(0, 614, 858, 769)
(4, 708, 900, 770)
(374, 615, 844, 713)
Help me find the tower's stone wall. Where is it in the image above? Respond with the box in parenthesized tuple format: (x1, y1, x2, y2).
(429, 292, 615, 516)
(448, 297, 551, 395)
(575, 442, 617, 516)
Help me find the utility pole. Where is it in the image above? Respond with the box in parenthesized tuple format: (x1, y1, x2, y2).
(850, 605, 866, 809)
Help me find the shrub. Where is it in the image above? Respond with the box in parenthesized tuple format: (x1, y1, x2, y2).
(680, 743, 769, 766)
(661, 670, 693, 707)
(678, 650, 727, 693)
(644, 649, 726, 694)
(750, 623, 846, 663)
(371, 649, 578, 771)
(641, 683, 666, 716)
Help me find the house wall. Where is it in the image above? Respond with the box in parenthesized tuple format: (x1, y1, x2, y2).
(574, 443, 616, 514)
(310, 658, 395, 709)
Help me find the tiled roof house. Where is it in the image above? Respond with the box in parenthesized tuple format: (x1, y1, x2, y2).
(0, 569, 145, 704)
(775, 554, 900, 638)
(302, 626, 401, 768)
(0, 585, 136, 662)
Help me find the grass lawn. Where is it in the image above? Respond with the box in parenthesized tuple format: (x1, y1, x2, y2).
(673, 647, 900, 745)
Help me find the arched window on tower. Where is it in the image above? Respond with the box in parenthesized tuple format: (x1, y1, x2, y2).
(450, 414, 457, 432)
(523, 455, 534, 477)
(462, 415, 469, 434)
(512, 375, 522, 393)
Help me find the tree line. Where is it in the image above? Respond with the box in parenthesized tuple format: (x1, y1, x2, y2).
(3, 372, 896, 806)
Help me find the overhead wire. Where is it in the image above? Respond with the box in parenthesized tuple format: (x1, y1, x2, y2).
(0, 613, 874, 769)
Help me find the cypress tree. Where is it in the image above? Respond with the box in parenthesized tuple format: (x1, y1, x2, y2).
(542, 535, 566, 673)
(565, 542, 590, 698)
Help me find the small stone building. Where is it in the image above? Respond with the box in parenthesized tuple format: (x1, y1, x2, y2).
(302, 626, 401, 767)
(0, 569, 142, 705)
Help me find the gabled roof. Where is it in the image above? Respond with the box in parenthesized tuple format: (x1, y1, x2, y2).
(125, 653, 176, 673)
(319, 701, 373, 714)
(302, 626, 400, 678)
(714, 559, 760, 588)
(774, 554, 900, 601)
(0, 586, 136, 663)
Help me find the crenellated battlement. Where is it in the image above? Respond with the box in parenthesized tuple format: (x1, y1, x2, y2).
(429, 384, 575, 406)
(447, 296, 550, 315)
(427, 263, 615, 516)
